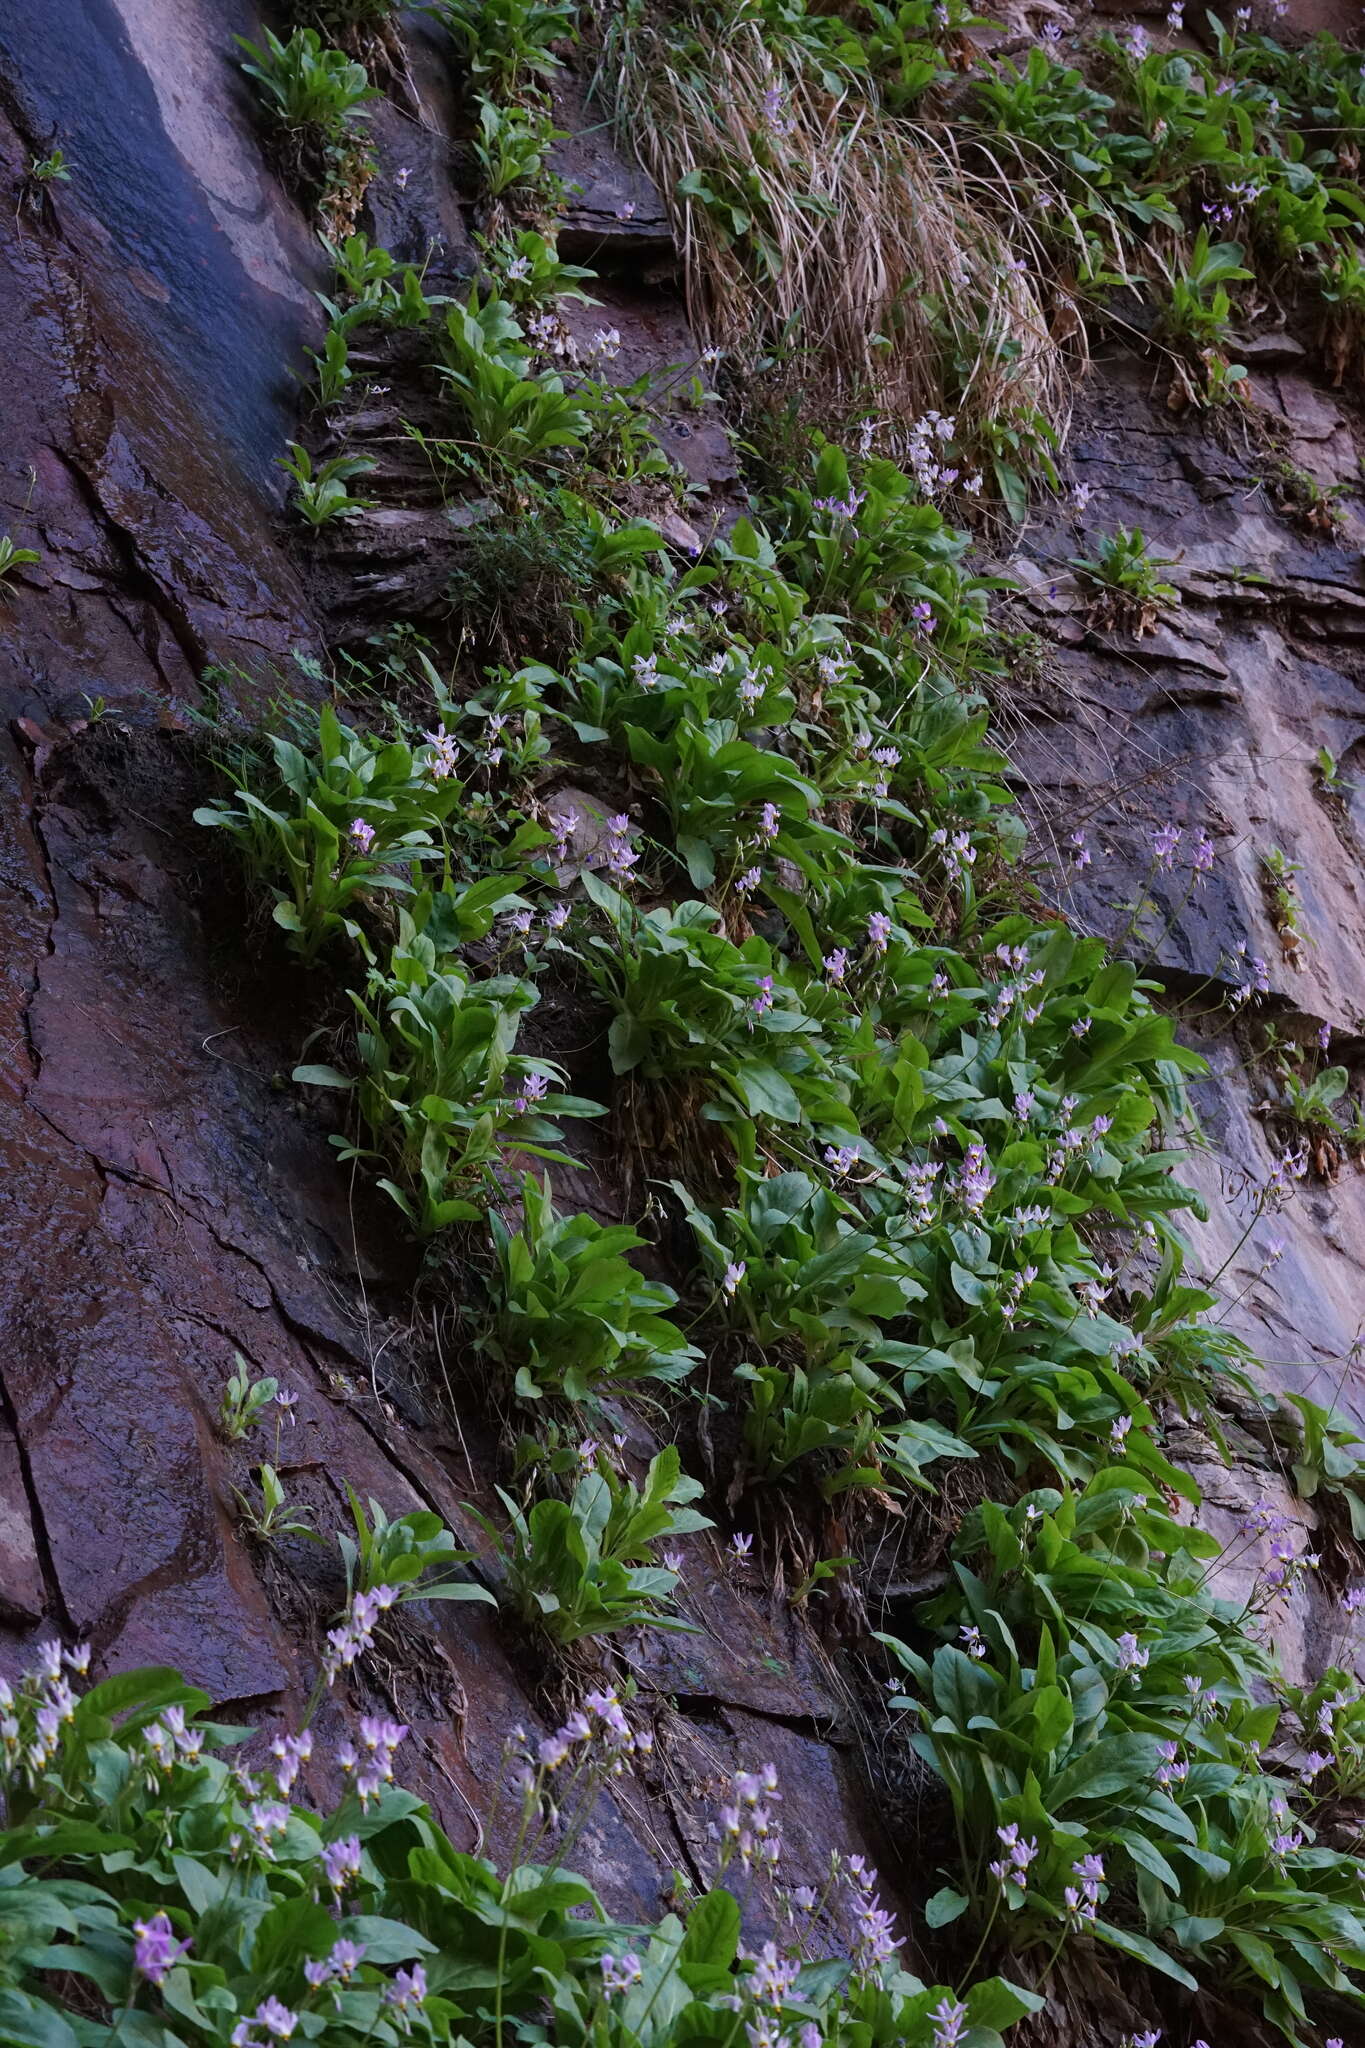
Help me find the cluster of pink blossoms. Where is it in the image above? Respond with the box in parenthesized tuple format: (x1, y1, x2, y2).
(322, 1584, 400, 1685)
(717, 1761, 781, 1873)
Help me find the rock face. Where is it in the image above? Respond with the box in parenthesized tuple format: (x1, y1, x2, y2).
(1004, 347, 1365, 1668)
(1, 0, 1363, 1952)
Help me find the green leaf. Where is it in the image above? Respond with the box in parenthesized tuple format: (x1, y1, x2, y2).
(680, 1890, 740, 1968)
(732, 1063, 801, 1122)
(1089, 1917, 1197, 1990)
(925, 1887, 970, 1928)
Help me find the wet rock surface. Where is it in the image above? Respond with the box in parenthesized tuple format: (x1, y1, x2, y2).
(1006, 347, 1365, 1668)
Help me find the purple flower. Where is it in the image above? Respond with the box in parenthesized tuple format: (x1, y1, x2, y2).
(1115, 1632, 1148, 1679)
(255, 1998, 298, 2040)
(359, 1715, 408, 1762)
(508, 1070, 549, 1117)
(866, 911, 891, 955)
(423, 729, 459, 781)
(728, 1532, 753, 1563)
(957, 1142, 995, 1215)
(1151, 822, 1181, 869)
(751, 974, 774, 1021)
(133, 1912, 190, 1984)
(1155, 1740, 1187, 1789)
(348, 818, 376, 856)
(987, 1823, 1037, 1894)
(269, 1728, 312, 1794)
(306, 1938, 365, 1988)
(722, 1260, 746, 1296)
(930, 1998, 967, 2048)
(824, 948, 848, 984)
(321, 1833, 362, 1891)
(600, 1953, 643, 1999)
(384, 1965, 427, 2019)
(758, 802, 780, 841)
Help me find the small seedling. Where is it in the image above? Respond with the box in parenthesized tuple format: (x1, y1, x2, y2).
(1068, 526, 1179, 636)
(1260, 845, 1306, 968)
(0, 535, 40, 586)
(232, 1463, 318, 1544)
(28, 149, 71, 185)
(277, 441, 376, 523)
(217, 1357, 280, 1440)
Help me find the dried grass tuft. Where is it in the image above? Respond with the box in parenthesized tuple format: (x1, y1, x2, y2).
(595, 5, 1083, 465)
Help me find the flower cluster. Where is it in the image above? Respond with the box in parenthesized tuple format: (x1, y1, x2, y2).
(533, 1687, 649, 1777)
(717, 1762, 781, 1873)
(600, 1951, 644, 1999)
(599, 812, 639, 883)
(134, 1911, 191, 1984)
(422, 728, 459, 780)
(0, 1641, 87, 1786)
(1064, 1851, 1104, 1929)
(304, 1937, 366, 1991)
(844, 1855, 899, 1977)
(339, 1716, 408, 1805)
(928, 825, 976, 882)
(322, 1584, 400, 1685)
(988, 1822, 1037, 1896)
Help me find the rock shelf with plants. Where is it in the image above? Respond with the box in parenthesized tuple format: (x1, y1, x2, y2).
(5, 2, 1365, 2047)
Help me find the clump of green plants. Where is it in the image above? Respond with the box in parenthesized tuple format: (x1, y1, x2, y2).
(337, 1485, 494, 1606)
(278, 442, 376, 522)
(0, 1644, 1042, 2048)
(236, 25, 376, 133)
(428, 0, 575, 100)
(232, 1460, 318, 1544)
(1069, 526, 1179, 635)
(236, 25, 376, 215)
(26, 147, 71, 184)
(1281, 1393, 1365, 1541)
(194, 702, 462, 961)
(475, 1445, 710, 1643)
(1260, 845, 1307, 969)
(883, 1473, 1365, 2036)
(1314, 744, 1356, 801)
(309, 893, 600, 1233)
(470, 95, 566, 208)
(476, 1174, 701, 1401)
(217, 1356, 283, 1440)
(1158, 229, 1252, 409)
